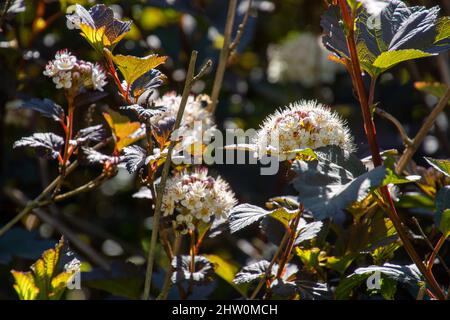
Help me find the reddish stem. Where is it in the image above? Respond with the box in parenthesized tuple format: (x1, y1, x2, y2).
(427, 235, 447, 273)
(336, 0, 445, 300)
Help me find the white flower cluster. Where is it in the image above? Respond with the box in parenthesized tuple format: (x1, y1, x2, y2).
(150, 92, 217, 151)
(43, 49, 107, 91)
(267, 32, 340, 87)
(162, 167, 237, 234)
(254, 100, 354, 158)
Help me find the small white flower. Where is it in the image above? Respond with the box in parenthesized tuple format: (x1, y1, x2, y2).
(151, 93, 217, 150)
(91, 64, 107, 91)
(54, 49, 77, 71)
(53, 71, 72, 89)
(43, 61, 58, 77)
(162, 167, 237, 231)
(254, 100, 354, 159)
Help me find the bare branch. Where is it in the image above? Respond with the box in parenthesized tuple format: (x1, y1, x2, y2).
(396, 87, 450, 174)
(4, 188, 111, 271)
(0, 138, 112, 237)
(209, 0, 238, 113)
(375, 107, 412, 147)
(143, 50, 199, 300)
(229, 0, 253, 61)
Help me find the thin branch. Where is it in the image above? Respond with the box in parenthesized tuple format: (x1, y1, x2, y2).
(228, 0, 253, 61)
(157, 235, 182, 300)
(412, 217, 450, 277)
(276, 210, 301, 279)
(427, 235, 447, 273)
(193, 59, 212, 82)
(0, 138, 112, 237)
(375, 107, 412, 147)
(38, 173, 107, 206)
(4, 188, 111, 270)
(209, 0, 238, 113)
(396, 88, 450, 174)
(249, 231, 290, 300)
(143, 51, 199, 300)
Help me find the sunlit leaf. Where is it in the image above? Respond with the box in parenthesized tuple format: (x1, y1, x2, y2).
(10, 237, 80, 300)
(425, 157, 450, 177)
(171, 255, 214, 285)
(13, 133, 64, 160)
(10, 271, 39, 300)
(121, 145, 147, 174)
(372, 49, 433, 70)
(105, 49, 167, 89)
(233, 260, 269, 284)
(103, 109, 143, 151)
(321, 0, 450, 76)
(228, 204, 271, 233)
(68, 4, 132, 51)
(205, 254, 247, 297)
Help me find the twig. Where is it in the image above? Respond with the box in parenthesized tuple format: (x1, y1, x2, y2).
(143, 51, 199, 300)
(193, 59, 212, 82)
(209, 0, 238, 113)
(0, 138, 112, 237)
(249, 231, 290, 300)
(228, 0, 253, 61)
(38, 173, 107, 206)
(427, 235, 447, 273)
(412, 217, 450, 276)
(375, 108, 412, 147)
(276, 210, 302, 279)
(157, 235, 182, 300)
(396, 88, 450, 175)
(4, 188, 111, 270)
(337, 0, 445, 300)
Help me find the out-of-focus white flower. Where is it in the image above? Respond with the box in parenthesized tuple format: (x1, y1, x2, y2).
(253, 100, 354, 159)
(358, 0, 389, 15)
(43, 49, 108, 92)
(267, 32, 341, 87)
(163, 167, 237, 233)
(150, 93, 217, 150)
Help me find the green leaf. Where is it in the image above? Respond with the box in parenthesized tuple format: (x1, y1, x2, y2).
(382, 168, 421, 186)
(435, 186, 450, 236)
(336, 263, 422, 299)
(10, 271, 39, 300)
(228, 204, 271, 233)
(373, 49, 433, 71)
(425, 157, 450, 177)
(435, 17, 450, 44)
(439, 209, 450, 237)
(105, 49, 167, 88)
(321, 1, 450, 76)
(10, 237, 79, 300)
(69, 5, 132, 51)
(103, 109, 143, 151)
(269, 208, 298, 228)
(335, 273, 368, 299)
(291, 146, 387, 220)
(205, 254, 248, 297)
